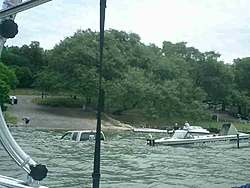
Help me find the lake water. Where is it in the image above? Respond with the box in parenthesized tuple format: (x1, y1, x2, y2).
(0, 128, 250, 188)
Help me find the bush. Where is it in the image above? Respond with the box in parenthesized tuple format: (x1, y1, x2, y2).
(32, 97, 86, 108)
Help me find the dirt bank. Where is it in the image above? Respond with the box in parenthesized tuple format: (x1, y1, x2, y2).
(5, 95, 133, 132)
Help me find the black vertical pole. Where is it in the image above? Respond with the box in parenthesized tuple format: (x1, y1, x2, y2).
(237, 134, 239, 148)
(92, 0, 106, 188)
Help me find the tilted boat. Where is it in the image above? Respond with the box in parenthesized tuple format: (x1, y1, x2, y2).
(147, 123, 249, 148)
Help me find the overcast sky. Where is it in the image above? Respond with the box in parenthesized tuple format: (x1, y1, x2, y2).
(1, 0, 249, 63)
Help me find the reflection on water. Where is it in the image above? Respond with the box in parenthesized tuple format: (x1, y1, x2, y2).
(0, 128, 250, 188)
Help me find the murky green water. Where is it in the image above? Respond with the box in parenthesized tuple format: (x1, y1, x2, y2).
(0, 128, 250, 188)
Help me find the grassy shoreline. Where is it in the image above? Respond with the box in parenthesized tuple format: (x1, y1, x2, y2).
(3, 112, 17, 125)
(7, 88, 250, 132)
(31, 96, 250, 132)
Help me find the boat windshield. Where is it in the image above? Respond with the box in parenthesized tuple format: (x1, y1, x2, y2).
(172, 131, 187, 139)
(184, 126, 204, 130)
(189, 126, 202, 130)
(172, 130, 194, 139)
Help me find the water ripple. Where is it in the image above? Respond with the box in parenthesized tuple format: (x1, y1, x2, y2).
(0, 129, 249, 187)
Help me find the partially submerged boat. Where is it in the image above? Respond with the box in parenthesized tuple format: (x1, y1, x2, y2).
(147, 123, 249, 148)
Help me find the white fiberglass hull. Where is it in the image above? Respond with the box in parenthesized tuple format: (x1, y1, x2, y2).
(150, 134, 249, 148)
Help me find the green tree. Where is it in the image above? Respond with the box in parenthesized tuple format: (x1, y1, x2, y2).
(231, 57, 250, 108)
(47, 29, 145, 102)
(196, 58, 234, 110)
(38, 29, 220, 120)
(2, 47, 30, 67)
(2, 42, 46, 88)
(0, 62, 17, 109)
(233, 57, 250, 94)
(33, 70, 63, 97)
(105, 67, 154, 114)
(10, 66, 33, 88)
(0, 80, 10, 110)
(66, 64, 99, 104)
(0, 62, 18, 89)
(142, 78, 209, 121)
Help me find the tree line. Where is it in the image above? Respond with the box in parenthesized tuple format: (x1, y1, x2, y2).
(1, 29, 250, 120)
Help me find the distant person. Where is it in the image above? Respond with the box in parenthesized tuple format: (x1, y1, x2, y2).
(238, 114, 241, 122)
(173, 123, 179, 130)
(11, 97, 14, 106)
(22, 117, 30, 128)
(183, 121, 190, 129)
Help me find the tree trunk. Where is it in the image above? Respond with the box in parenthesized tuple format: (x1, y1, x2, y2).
(101, 89, 105, 112)
(222, 101, 226, 111)
(238, 105, 241, 114)
(86, 97, 92, 105)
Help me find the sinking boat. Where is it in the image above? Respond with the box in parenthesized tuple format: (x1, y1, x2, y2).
(147, 123, 249, 148)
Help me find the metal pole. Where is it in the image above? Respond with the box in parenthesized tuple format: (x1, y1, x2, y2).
(0, 0, 51, 19)
(0, 38, 6, 59)
(92, 0, 106, 187)
(0, 0, 22, 59)
(237, 134, 239, 148)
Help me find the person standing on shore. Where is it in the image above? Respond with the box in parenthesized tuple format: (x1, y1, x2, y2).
(11, 97, 14, 106)
(22, 117, 30, 128)
(237, 114, 241, 122)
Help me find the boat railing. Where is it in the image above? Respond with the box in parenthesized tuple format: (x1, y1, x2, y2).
(0, 106, 48, 187)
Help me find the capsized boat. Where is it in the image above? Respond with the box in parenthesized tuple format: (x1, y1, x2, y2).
(147, 123, 249, 148)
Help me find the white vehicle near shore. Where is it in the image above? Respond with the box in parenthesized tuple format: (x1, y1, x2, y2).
(61, 130, 106, 141)
(9, 95, 18, 104)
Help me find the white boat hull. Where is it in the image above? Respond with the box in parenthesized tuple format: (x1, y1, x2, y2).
(148, 134, 249, 148)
